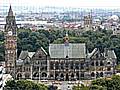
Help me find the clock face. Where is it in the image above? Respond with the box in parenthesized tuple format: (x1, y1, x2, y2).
(8, 31, 12, 36)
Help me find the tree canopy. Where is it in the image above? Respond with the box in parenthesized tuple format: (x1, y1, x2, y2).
(73, 75, 120, 90)
(91, 75, 120, 90)
(4, 80, 48, 90)
(0, 28, 120, 62)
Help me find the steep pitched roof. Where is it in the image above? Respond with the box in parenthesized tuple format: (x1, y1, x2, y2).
(87, 48, 117, 59)
(8, 5, 13, 16)
(19, 51, 35, 60)
(28, 52, 35, 58)
(49, 43, 86, 58)
(41, 47, 48, 55)
(107, 50, 117, 59)
(19, 51, 28, 60)
(87, 48, 98, 58)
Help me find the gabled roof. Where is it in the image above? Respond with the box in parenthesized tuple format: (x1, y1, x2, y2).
(107, 50, 117, 59)
(8, 5, 13, 16)
(49, 43, 86, 58)
(87, 48, 98, 58)
(88, 48, 117, 59)
(28, 52, 35, 58)
(19, 51, 35, 60)
(19, 51, 28, 60)
(41, 47, 48, 55)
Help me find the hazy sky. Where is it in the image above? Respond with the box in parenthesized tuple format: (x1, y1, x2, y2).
(1, 0, 120, 8)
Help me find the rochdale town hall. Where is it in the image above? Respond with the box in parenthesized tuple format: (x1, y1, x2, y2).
(4, 6, 117, 81)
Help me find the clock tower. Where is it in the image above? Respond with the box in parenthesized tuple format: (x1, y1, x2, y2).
(4, 5, 17, 76)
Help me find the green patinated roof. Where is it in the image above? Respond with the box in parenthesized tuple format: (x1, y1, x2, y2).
(49, 43, 86, 58)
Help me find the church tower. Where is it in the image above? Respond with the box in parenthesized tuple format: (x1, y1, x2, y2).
(84, 11, 92, 30)
(4, 5, 17, 76)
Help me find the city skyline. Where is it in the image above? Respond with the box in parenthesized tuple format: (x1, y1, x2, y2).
(1, 0, 120, 9)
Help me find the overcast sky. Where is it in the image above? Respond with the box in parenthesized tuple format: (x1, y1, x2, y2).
(1, 0, 120, 8)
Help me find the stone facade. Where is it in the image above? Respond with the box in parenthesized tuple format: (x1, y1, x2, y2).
(84, 14, 92, 30)
(4, 6, 117, 81)
(4, 5, 17, 77)
(16, 46, 117, 81)
(16, 47, 48, 80)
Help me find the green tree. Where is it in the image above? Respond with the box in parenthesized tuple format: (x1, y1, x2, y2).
(4, 80, 48, 90)
(91, 75, 120, 90)
(72, 84, 89, 90)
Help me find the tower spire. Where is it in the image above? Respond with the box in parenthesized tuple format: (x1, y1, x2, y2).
(8, 5, 13, 16)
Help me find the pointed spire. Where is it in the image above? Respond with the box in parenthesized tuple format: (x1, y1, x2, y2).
(8, 5, 13, 16)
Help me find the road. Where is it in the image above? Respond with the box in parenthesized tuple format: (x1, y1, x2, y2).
(61, 81, 68, 90)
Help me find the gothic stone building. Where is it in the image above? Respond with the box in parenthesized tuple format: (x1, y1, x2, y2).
(4, 5, 17, 77)
(16, 47, 48, 80)
(4, 6, 117, 81)
(84, 14, 93, 30)
(16, 43, 117, 81)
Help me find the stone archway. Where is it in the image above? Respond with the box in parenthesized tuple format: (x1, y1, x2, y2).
(60, 73, 64, 81)
(49, 73, 54, 80)
(96, 72, 99, 78)
(91, 72, 95, 77)
(100, 61, 104, 66)
(55, 73, 59, 80)
(76, 72, 79, 80)
(25, 73, 30, 79)
(65, 73, 69, 81)
(41, 72, 47, 80)
(71, 73, 74, 81)
(41, 72, 47, 77)
(16, 73, 22, 79)
(100, 72, 103, 77)
(33, 72, 39, 80)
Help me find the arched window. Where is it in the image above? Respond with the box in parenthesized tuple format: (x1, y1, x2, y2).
(60, 73, 64, 80)
(17, 73, 22, 79)
(76, 72, 79, 80)
(81, 73, 84, 77)
(33, 72, 39, 77)
(91, 72, 95, 77)
(55, 62, 59, 69)
(41, 72, 47, 77)
(55, 73, 59, 80)
(81, 63, 84, 69)
(107, 67, 111, 71)
(66, 63, 69, 68)
(50, 62, 54, 70)
(96, 72, 99, 78)
(107, 62, 111, 64)
(71, 73, 74, 78)
(100, 72, 103, 77)
(50, 74, 54, 78)
(75, 63, 79, 69)
(91, 61, 94, 66)
(25, 73, 30, 79)
(70, 61, 74, 69)
(96, 61, 99, 66)
(100, 61, 104, 66)
(61, 62, 64, 69)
